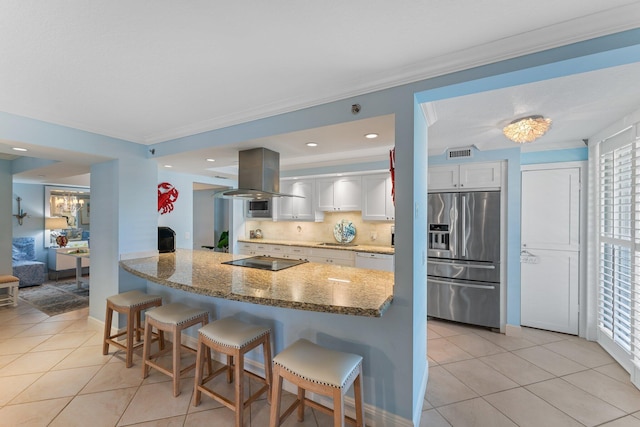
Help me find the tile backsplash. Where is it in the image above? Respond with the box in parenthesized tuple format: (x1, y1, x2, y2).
(245, 212, 394, 246)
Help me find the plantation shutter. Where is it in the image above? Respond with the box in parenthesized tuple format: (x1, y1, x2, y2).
(598, 125, 640, 380)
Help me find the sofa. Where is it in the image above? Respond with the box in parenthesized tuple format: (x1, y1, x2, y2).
(12, 237, 46, 287)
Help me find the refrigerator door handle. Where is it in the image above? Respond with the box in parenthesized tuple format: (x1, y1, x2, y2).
(428, 260, 496, 269)
(451, 194, 458, 258)
(428, 278, 496, 290)
(461, 195, 467, 257)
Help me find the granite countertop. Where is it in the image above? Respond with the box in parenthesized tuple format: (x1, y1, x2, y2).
(120, 249, 394, 317)
(237, 238, 395, 255)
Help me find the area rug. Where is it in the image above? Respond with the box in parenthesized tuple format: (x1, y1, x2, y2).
(18, 278, 89, 316)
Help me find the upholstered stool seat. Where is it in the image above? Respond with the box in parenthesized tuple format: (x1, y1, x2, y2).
(193, 317, 272, 427)
(270, 339, 365, 427)
(103, 290, 163, 368)
(142, 302, 209, 396)
(0, 275, 19, 307)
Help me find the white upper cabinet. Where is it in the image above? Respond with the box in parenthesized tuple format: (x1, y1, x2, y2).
(361, 173, 395, 221)
(428, 161, 502, 191)
(317, 176, 362, 211)
(274, 179, 323, 221)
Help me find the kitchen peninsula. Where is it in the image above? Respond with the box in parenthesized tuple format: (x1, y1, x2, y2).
(119, 248, 399, 420)
(119, 249, 394, 317)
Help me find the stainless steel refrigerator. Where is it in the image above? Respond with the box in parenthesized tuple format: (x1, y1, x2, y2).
(427, 191, 501, 328)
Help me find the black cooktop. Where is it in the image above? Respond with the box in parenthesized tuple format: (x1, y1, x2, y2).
(222, 256, 308, 271)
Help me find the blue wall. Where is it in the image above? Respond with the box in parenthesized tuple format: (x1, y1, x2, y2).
(1, 160, 12, 274)
(521, 147, 588, 165)
(11, 183, 47, 262)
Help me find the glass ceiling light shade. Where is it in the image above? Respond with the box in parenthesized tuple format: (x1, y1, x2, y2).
(502, 115, 552, 143)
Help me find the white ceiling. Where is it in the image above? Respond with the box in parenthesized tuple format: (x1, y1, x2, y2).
(2, 2, 640, 184)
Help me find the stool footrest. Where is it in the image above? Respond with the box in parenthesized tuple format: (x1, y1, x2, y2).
(145, 359, 197, 378)
(197, 379, 269, 413)
(303, 399, 358, 426)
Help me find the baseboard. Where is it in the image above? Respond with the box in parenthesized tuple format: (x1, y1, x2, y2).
(505, 324, 522, 337)
(412, 361, 430, 426)
(88, 315, 103, 330)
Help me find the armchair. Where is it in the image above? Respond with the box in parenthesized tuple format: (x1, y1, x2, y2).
(12, 237, 46, 287)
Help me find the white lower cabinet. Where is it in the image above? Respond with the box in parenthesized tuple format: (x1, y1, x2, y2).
(268, 244, 311, 259)
(286, 246, 312, 260)
(237, 242, 312, 260)
(354, 252, 394, 272)
(237, 242, 395, 269)
(308, 248, 355, 266)
(238, 242, 257, 255)
(238, 242, 273, 256)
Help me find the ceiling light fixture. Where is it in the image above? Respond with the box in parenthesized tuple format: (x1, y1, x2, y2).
(206, 158, 215, 162)
(164, 164, 172, 168)
(306, 142, 318, 147)
(12, 147, 28, 152)
(364, 133, 379, 139)
(502, 115, 552, 143)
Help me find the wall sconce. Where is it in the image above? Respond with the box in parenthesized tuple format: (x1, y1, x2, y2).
(13, 197, 28, 226)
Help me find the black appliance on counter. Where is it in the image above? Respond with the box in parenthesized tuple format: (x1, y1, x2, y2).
(222, 256, 307, 271)
(158, 226, 176, 253)
(427, 191, 501, 328)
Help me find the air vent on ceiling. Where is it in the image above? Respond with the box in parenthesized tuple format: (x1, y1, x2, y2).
(447, 147, 473, 159)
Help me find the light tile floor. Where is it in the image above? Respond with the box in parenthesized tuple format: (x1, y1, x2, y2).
(2, 299, 640, 426)
(423, 319, 640, 427)
(0, 300, 338, 426)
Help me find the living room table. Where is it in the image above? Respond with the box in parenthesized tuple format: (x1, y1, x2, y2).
(59, 249, 90, 288)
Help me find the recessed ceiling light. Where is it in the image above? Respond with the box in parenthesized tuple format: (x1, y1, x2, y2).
(306, 142, 318, 147)
(206, 158, 215, 162)
(164, 165, 173, 168)
(364, 133, 379, 139)
(12, 147, 28, 152)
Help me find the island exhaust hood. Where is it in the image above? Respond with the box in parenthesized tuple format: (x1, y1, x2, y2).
(215, 147, 300, 199)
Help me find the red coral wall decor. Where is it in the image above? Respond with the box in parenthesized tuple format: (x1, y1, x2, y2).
(158, 182, 179, 214)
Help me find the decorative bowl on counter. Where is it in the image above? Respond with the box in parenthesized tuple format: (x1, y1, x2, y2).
(334, 220, 356, 244)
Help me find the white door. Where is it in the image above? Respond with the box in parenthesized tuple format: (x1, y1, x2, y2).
(521, 166, 580, 335)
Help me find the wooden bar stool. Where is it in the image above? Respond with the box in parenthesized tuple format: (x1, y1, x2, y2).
(102, 290, 163, 367)
(142, 302, 209, 396)
(270, 339, 365, 427)
(193, 317, 272, 427)
(0, 275, 19, 308)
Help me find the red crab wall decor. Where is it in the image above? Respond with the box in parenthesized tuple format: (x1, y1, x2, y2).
(158, 182, 179, 215)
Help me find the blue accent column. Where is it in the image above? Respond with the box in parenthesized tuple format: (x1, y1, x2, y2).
(90, 157, 158, 321)
(0, 160, 12, 275)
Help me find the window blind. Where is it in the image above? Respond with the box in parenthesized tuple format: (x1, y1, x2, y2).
(599, 130, 640, 371)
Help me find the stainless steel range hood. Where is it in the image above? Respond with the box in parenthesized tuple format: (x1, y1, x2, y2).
(215, 147, 300, 199)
